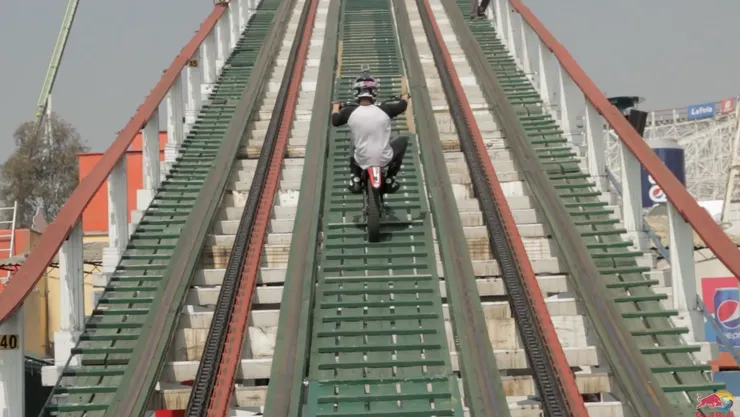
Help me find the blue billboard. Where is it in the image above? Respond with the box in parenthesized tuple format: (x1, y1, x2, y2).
(640, 139, 685, 207)
(687, 102, 716, 120)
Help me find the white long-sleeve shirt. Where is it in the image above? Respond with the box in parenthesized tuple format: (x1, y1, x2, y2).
(331, 99, 408, 168)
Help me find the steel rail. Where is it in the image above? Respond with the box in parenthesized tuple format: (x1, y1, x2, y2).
(300, 1, 465, 414)
(102, 2, 301, 415)
(261, 0, 341, 415)
(206, 0, 318, 414)
(439, 0, 679, 415)
(416, 0, 589, 415)
(183, 0, 316, 414)
(0, 4, 228, 325)
(507, 0, 740, 280)
(392, 1, 511, 416)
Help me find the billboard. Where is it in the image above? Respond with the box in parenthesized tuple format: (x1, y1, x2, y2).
(702, 277, 740, 350)
(687, 102, 716, 120)
(640, 142, 685, 208)
(721, 98, 737, 114)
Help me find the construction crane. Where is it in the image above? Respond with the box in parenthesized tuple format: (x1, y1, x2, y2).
(33, 0, 81, 138)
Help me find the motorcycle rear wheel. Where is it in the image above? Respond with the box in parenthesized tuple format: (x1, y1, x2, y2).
(366, 181, 382, 242)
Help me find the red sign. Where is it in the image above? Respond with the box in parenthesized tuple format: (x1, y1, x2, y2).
(720, 98, 736, 114)
(701, 276, 738, 312)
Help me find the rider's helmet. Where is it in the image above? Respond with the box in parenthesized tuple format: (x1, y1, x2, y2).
(353, 74, 379, 104)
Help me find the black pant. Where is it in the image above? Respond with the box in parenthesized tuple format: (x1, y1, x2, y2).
(350, 135, 409, 178)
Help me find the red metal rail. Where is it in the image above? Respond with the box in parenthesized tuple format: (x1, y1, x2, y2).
(420, 0, 589, 414)
(205, 0, 319, 414)
(508, 0, 740, 278)
(0, 4, 228, 325)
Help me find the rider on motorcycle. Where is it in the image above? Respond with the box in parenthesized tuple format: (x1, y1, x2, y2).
(331, 73, 410, 194)
(476, 0, 489, 17)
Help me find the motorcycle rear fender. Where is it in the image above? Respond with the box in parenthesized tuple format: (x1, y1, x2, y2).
(367, 166, 382, 189)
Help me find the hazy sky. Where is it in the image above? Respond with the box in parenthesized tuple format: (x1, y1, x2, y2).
(1, 0, 738, 164)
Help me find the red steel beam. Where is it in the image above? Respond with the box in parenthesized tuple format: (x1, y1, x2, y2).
(419, 0, 589, 414)
(205, 0, 319, 414)
(0, 4, 228, 325)
(508, 0, 740, 278)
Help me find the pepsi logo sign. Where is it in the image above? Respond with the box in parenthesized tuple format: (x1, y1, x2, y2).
(649, 185, 666, 203)
(717, 299, 740, 330)
(647, 177, 665, 203)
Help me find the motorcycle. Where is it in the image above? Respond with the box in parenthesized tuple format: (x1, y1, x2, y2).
(334, 65, 410, 242)
(334, 93, 410, 242)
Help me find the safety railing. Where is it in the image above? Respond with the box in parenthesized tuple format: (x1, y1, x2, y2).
(0, 1, 269, 324)
(605, 169, 669, 260)
(487, 0, 740, 344)
(606, 167, 740, 368)
(0, 3, 260, 415)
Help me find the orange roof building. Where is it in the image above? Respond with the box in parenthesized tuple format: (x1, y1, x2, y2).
(0, 229, 32, 260)
(78, 131, 167, 234)
(0, 228, 35, 276)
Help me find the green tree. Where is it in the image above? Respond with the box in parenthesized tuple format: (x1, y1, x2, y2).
(1, 113, 89, 227)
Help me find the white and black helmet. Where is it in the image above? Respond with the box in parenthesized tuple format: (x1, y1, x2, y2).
(352, 74, 379, 104)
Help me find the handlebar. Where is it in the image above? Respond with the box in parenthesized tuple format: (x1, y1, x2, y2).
(332, 93, 411, 109)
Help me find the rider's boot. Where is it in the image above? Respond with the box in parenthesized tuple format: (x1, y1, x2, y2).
(384, 176, 401, 194)
(348, 176, 363, 194)
(348, 159, 363, 194)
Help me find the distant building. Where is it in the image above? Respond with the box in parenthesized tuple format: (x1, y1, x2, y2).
(77, 131, 167, 234)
